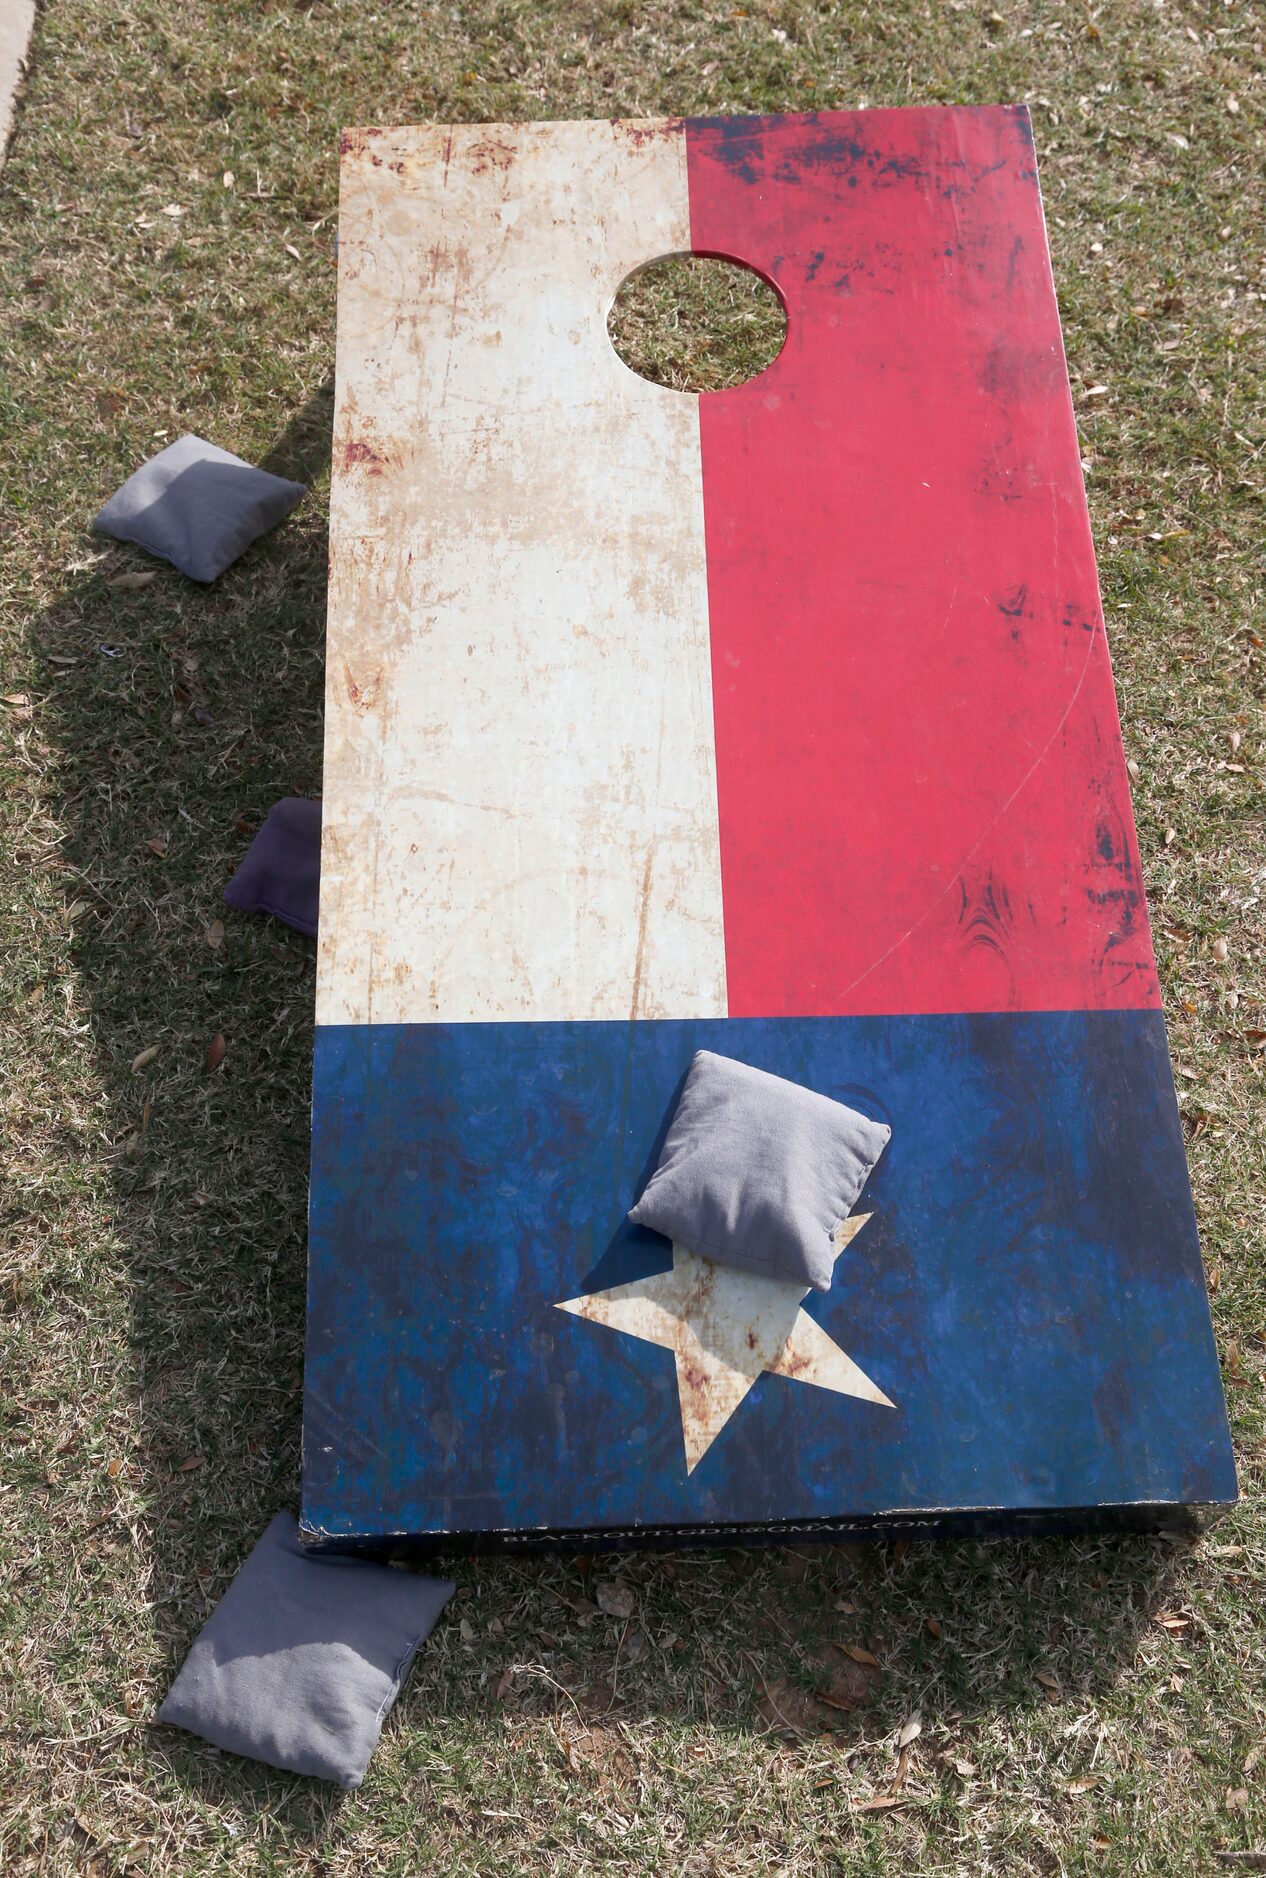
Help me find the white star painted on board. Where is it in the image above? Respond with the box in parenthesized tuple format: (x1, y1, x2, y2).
(556, 1214, 893, 1474)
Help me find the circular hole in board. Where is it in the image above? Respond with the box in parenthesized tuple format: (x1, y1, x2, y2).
(607, 253, 787, 393)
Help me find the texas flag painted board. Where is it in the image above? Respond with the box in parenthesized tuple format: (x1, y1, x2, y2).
(302, 110, 1235, 1550)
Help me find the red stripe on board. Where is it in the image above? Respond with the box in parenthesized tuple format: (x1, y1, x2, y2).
(685, 107, 1159, 1018)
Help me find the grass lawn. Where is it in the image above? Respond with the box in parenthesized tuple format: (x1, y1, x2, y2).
(1, 1, 1263, 1872)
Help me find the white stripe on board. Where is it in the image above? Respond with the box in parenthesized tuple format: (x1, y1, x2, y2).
(317, 121, 727, 1027)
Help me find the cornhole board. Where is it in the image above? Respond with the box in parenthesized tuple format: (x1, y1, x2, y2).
(302, 108, 1236, 1554)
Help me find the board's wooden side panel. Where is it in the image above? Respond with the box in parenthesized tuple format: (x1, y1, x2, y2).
(317, 121, 728, 1028)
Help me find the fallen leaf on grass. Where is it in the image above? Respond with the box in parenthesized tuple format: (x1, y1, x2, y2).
(176, 1455, 204, 1472)
(947, 1756, 977, 1778)
(852, 1796, 906, 1814)
(145, 837, 167, 857)
(898, 1713, 922, 1748)
(1065, 1774, 1102, 1796)
(622, 1626, 649, 1665)
(492, 1667, 514, 1700)
(924, 1616, 942, 1638)
(595, 1579, 635, 1620)
(815, 1649, 877, 1715)
(205, 919, 225, 950)
(756, 1673, 833, 1736)
(813, 1688, 857, 1713)
(459, 1617, 474, 1642)
(206, 1033, 226, 1071)
(1034, 1668, 1060, 1692)
(2, 693, 31, 708)
(108, 570, 156, 591)
(1227, 1789, 1250, 1813)
(1152, 1610, 1192, 1633)
(836, 1642, 879, 1667)
(131, 1045, 159, 1072)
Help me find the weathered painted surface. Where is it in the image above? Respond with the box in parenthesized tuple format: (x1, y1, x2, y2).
(0, 0, 34, 170)
(320, 121, 725, 1028)
(556, 1214, 890, 1474)
(304, 109, 1234, 1550)
(319, 108, 1159, 1033)
(305, 1011, 1235, 1542)
(687, 110, 1159, 1018)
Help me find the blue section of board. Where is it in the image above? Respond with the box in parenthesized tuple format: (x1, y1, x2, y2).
(302, 1013, 1235, 1540)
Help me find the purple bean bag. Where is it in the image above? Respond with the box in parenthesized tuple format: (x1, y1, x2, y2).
(224, 798, 322, 937)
